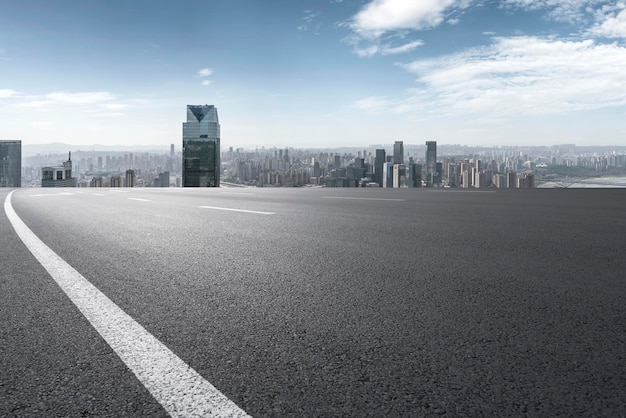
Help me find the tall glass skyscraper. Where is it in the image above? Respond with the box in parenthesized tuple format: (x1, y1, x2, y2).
(182, 105, 220, 187)
(0, 140, 21, 187)
(393, 141, 404, 164)
(425, 140, 437, 187)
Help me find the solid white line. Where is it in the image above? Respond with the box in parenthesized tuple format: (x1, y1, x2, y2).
(128, 198, 151, 202)
(321, 196, 405, 202)
(199, 205, 274, 215)
(93, 193, 105, 196)
(4, 191, 250, 418)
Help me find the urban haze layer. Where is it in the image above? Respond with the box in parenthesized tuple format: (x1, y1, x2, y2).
(2, 105, 626, 189)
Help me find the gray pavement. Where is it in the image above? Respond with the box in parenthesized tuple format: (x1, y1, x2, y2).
(2, 187, 626, 416)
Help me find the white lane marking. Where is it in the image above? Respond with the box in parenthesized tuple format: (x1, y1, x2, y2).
(321, 196, 405, 202)
(109, 190, 129, 193)
(128, 198, 151, 202)
(29, 192, 75, 197)
(4, 191, 250, 418)
(94, 193, 105, 196)
(219, 192, 256, 196)
(427, 190, 496, 193)
(199, 206, 274, 215)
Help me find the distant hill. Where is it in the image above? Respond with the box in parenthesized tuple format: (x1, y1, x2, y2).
(23, 142, 170, 157)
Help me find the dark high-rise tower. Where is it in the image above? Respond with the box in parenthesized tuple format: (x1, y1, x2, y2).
(393, 141, 404, 164)
(182, 105, 220, 187)
(375, 149, 386, 187)
(425, 141, 437, 187)
(0, 140, 22, 187)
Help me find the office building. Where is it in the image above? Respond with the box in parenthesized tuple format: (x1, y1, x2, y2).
(393, 141, 404, 165)
(125, 169, 136, 187)
(392, 164, 406, 188)
(382, 162, 394, 188)
(506, 171, 517, 189)
(409, 163, 422, 187)
(159, 171, 170, 187)
(183, 104, 220, 187)
(0, 140, 21, 187)
(42, 152, 77, 187)
(425, 141, 437, 187)
(375, 149, 386, 187)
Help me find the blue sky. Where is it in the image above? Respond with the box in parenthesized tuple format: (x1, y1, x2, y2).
(1, 0, 626, 148)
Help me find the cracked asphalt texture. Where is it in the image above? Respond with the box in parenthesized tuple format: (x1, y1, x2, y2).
(2, 187, 625, 417)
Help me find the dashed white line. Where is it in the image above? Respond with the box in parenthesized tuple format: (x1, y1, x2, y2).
(29, 192, 75, 197)
(4, 191, 250, 418)
(128, 198, 151, 202)
(321, 196, 405, 202)
(109, 190, 129, 193)
(199, 205, 274, 215)
(93, 193, 105, 196)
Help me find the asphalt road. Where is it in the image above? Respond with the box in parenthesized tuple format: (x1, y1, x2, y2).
(2, 187, 625, 417)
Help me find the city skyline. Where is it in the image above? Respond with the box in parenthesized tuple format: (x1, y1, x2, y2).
(1, 0, 626, 148)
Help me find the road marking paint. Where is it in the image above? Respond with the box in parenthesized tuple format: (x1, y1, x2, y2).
(427, 190, 496, 193)
(199, 205, 274, 215)
(321, 196, 405, 202)
(128, 198, 151, 202)
(4, 191, 250, 418)
(93, 193, 105, 196)
(109, 189, 129, 193)
(219, 192, 256, 196)
(29, 192, 75, 197)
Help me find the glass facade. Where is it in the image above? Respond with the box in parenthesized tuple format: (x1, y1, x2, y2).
(182, 105, 220, 187)
(425, 141, 437, 187)
(0, 140, 21, 187)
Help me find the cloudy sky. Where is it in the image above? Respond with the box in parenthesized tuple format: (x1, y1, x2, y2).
(1, 0, 625, 148)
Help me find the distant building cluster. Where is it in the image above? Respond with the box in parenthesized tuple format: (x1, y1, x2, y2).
(223, 141, 541, 189)
(8, 105, 626, 190)
(41, 152, 77, 187)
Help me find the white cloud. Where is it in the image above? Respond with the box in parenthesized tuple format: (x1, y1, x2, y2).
(92, 112, 125, 118)
(45, 91, 116, 104)
(353, 38, 425, 57)
(391, 36, 626, 116)
(196, 68, 213, 77)
(17, 100, 55, 109)
(589, 3, 626, 38)
(200, 80, 212, 86)
(353, 43, 381, 57)
(351, 0, 462, 38)
(298, 10, 322, 33)
(101, 103, 128, 110)
(0, 89, 21, 98)
(13, 90, 125, 112)
(381, 39, 425, 55)
(346, 0, 469, 56)
(500, 0, 605, 22)
(351, 96, 392, 111)
(447, 18, 461, 25)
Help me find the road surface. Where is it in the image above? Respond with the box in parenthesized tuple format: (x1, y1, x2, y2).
(2, 187, 625, 416)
